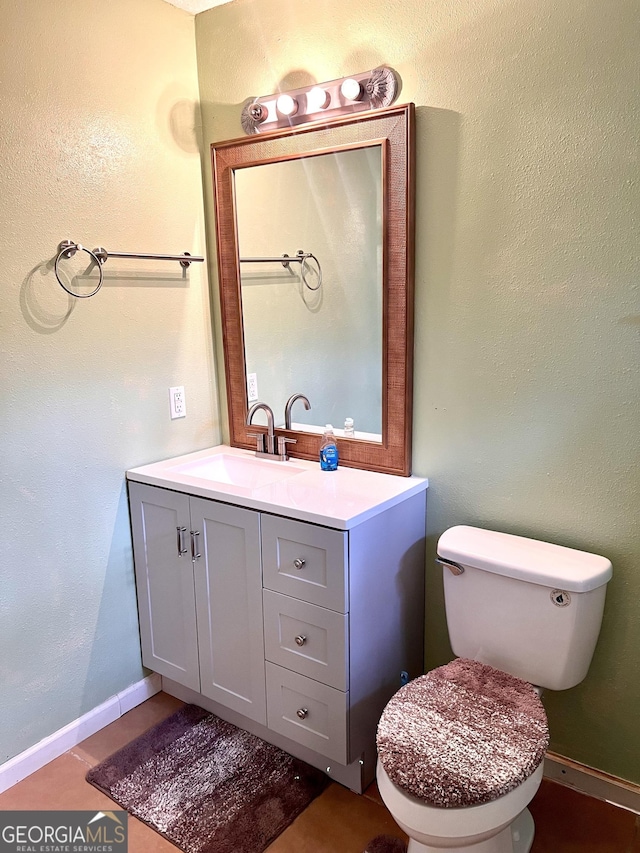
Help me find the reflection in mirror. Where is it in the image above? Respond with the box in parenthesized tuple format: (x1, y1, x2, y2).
(236, 145, 383, 440)
(212, 104, 415, 475)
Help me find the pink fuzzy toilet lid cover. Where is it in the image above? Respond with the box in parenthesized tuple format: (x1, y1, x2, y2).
(377, 658, 549, 808)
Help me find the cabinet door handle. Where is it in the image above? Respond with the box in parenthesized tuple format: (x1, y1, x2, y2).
(294, 635, 307, 646)
(191, 530, 201, 560)
(293, 558, 305, 570)
(296, 708, 308, 719)
(176, 526, 188, 556)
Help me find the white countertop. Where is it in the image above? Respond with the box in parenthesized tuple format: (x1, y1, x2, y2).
(126, 444, 428, 530)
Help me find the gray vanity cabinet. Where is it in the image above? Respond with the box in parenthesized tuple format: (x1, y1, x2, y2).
(127, 465, 427, 794)
(128, 482, 266, 725)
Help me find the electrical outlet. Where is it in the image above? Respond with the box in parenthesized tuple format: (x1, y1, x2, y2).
(169, 386, 186, 419)
(247, 373, 259, 402)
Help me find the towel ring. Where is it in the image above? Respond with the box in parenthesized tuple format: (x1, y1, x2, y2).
(55, 241, 104, 298)
(239, 250, 322, 293)
(298, 251, 322, 292)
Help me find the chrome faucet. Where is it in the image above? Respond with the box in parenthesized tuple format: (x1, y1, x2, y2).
(284, 393, 311, 430)
(246, 401, 297, 461)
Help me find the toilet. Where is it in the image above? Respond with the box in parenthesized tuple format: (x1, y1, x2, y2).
(376, 525, 612, 853)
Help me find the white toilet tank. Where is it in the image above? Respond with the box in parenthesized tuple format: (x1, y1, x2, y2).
(437, 526, 613, 691)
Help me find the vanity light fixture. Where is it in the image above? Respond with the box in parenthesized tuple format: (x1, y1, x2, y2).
(241, 67, 400, 135)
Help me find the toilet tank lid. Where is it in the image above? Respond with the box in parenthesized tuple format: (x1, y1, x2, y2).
(437, 526, 613, 592)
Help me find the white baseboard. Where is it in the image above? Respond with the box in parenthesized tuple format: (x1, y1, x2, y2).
(544, 751, 640, 814)
(0, 673, 161, 794)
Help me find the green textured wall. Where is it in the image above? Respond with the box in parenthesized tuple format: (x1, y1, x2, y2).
(196, 0, 640, 783)
(0, 0, 218, 764)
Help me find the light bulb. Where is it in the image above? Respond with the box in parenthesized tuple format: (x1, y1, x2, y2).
(276, 94, 298, 116)
(340, 78, 363, 101)
(306, 86, 330, 111)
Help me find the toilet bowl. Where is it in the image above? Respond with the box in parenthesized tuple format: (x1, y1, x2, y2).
(376, 525, 612, 853)
(377, 759, 543, 853)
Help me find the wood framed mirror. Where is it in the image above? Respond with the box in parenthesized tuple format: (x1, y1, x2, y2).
(211, 103, 415, 476)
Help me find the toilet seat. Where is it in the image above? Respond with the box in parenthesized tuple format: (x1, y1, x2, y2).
(377, 658, 549, 808)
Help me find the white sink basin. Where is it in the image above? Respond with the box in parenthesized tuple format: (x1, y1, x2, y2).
(169, 453, 307, 489)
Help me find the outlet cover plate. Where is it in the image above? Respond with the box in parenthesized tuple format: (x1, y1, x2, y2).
(169, 386, 186, 419)
(247, 373, 259, 403)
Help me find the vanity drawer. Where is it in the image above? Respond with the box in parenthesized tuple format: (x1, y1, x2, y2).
(263, 590, 348, 690)
(261, 515, 348, 612)
(265, 662, 348, 763)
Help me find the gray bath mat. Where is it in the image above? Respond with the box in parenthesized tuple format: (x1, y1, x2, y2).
(86, 704, 329, 853)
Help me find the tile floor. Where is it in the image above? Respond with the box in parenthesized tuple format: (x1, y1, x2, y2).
(1, 692, 638, 852)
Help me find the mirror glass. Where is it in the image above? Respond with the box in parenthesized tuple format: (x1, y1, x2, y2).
(235, 145, 383, 440)
(212, 104, 415, 475)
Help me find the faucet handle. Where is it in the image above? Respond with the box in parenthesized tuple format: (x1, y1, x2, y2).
(247, 432, 266, 454)
(277, 435, 297, 459)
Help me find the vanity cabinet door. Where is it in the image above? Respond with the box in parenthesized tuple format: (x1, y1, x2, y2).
(190, 497, 266, 726)
(128, 482, 200, 692)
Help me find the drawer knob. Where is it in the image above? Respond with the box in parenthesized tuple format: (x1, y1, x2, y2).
(293, 558, 306, 570)
(294, 634, 307, 646)
(296, 708, 309, 719)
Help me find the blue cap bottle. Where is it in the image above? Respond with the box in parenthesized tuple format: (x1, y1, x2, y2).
(319, 425, 339, 471)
